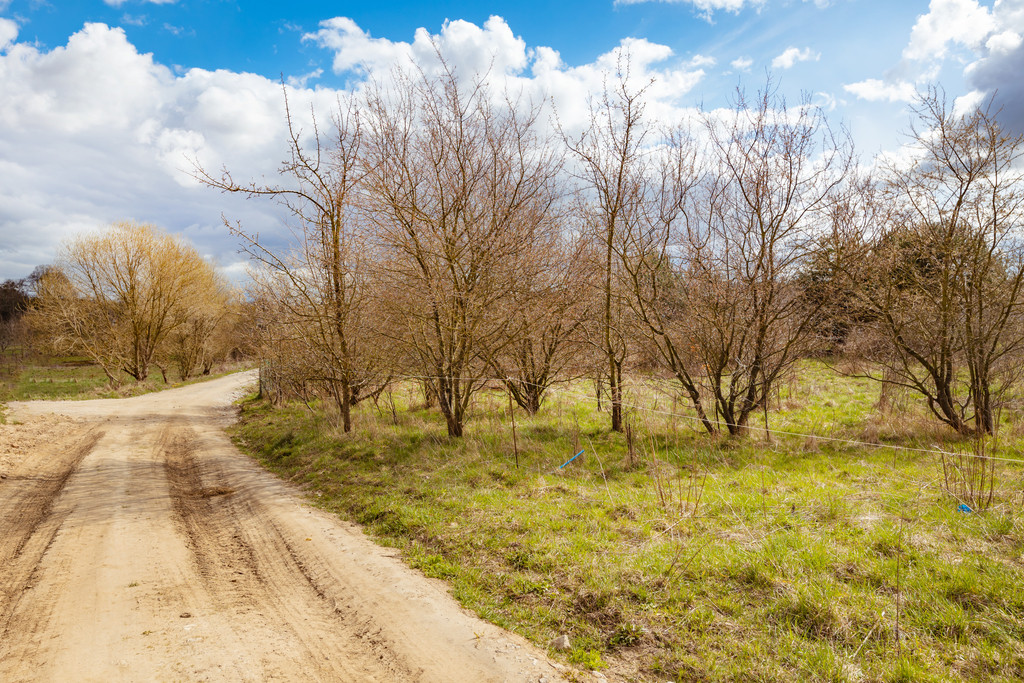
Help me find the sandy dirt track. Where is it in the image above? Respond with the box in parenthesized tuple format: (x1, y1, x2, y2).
(0, 372, 573, 682)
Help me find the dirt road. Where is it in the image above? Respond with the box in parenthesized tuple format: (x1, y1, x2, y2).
(0, 372, 571, 682)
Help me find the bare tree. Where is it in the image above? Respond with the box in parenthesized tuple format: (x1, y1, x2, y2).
(563, 62, 652, 432)
(677, 84, 851, 435)
(619, 82, 849, 436)
(839, 89, 1024, 434)
(487, 230, 589, 414)
(30, 222, 223, 384)
(162, 281, 234, 380)
(616, 125, 719, 432)
(362, 59, 561, 436)
(195, 91, 390, 432)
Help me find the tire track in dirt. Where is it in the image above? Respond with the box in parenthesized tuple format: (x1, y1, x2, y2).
(0, 427, 103, 631)
(164, 423, 411, 682)
(0, 419, 207, 682)
(164, 426, 262, 610)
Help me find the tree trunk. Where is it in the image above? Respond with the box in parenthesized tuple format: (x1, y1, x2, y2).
(441, 403, 464, 437)
(339, 379, 353, 434)
(436, 377, 465, 437)
(525, 389, 541, 416)
(678, 378, 716, 435)
(609, 357, 623, 432)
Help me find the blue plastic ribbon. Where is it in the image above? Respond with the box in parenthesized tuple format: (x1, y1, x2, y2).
(558, 450, 585, 469)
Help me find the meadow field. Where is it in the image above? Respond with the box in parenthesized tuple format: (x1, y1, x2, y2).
(230, 361, 1024, 682)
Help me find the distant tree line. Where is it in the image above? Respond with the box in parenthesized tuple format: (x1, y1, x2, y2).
(0, 269, 44, 358)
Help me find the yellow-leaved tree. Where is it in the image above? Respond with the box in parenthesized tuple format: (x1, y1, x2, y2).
(32, 221, 228, 385)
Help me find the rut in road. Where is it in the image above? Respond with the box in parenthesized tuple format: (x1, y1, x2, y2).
(0, 427, 103, 637)
(163, 423, 414, 681)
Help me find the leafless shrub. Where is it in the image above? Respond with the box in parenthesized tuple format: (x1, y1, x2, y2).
(361, 56, 562, 436)
(836, 88, 1024, 435)
(940, 439, 997, 512)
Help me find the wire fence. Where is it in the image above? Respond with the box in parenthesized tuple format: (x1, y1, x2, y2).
(315, 370, 1024, 468)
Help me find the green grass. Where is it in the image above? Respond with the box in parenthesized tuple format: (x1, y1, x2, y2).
(229, 362, 1024, 682)
(1, 356, 112, 400)
(0, 352, 252, 404)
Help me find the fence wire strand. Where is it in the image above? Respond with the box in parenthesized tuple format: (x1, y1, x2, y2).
(315, 370, 1024, 467)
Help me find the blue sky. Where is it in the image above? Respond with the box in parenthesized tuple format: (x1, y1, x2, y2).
(8, 1, 929, 112)
(9, 1, 918, 70)
(1, 0, 1021, 280)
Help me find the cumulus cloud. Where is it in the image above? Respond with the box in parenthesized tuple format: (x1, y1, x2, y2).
(0, 16, 16, 51)
(684, 53, 716, 67)
(845, 0, 1024, 133)
(730, 56, 753, 70)
(961, 0, 1024, 132)
(0, 16, 710, 279)
(613, 0, 763, 14)
(304, 17, 416, 76)
(967, 45, 1024, 131)
(286, 68, 323, 89)
(953, 89, 988, 115)
(771, 46, 819, 69)
(306, 15, 529, 80)
(985, 28, 1023, 53)
(0, 22, 336, 278)
(842, 78, 917, 102)
(687, 54, 717, 68)
(903, 0, 996, 61)
(306, 16, 706, 134)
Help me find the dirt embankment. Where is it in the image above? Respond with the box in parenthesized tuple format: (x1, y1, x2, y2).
(0, 373, 577, 682)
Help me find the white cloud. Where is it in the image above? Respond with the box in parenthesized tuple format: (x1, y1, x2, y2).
(771, 46, 819, 69)
(306, 17, 706, 134)
(730, 56, 753, 70)
(688, 54, 717, 68)
(0, 21, 336, 278)
(854, 0, 1024, 133)
(304, 17, 414, 76)
(903, 0, 996, 62)
(0, 17, 712, 279)
(0, 17, 16, 51)
(953, 89, 988, 116)
(306, 15, 530, 80)
(843, 78, 917, 102)
(965, 0, 1024, 133)
(286, 68, 323, 89)
(614, 0, 762, 13)
(985, 29, 1023, 54)
(103, 0, 177, 6)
